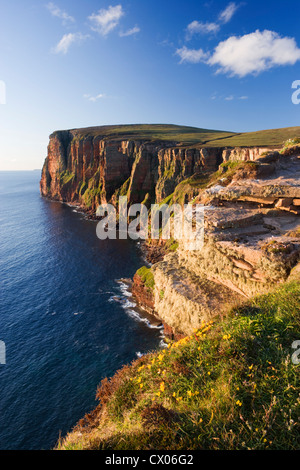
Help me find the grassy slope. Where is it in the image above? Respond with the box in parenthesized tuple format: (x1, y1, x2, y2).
(52, 124, 300, 148)
(68, 124, 235, 146)
(59, 278, 300, 451)
(205, 126, 300, 148)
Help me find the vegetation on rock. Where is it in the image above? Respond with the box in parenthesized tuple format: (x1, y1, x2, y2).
(136, 266, 155, 292)
(58, 279, 300, 451)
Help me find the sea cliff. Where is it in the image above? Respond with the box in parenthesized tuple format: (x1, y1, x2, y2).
(41, 125, 300, 337)
(40, 125, 300, 451)
(40, 125, 279, 212)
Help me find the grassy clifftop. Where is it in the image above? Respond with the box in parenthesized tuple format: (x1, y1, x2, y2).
(206, 126, 300, 148)
(52, 124, 235, 145)
(51, 124, 300, 148)
(58, 276, 300, 451)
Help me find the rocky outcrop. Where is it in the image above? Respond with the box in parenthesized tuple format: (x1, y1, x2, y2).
(205, 152, 300, 214)
(131, 272, 155, 316)
(222, 147, 280, 162)
(148, 152, 300, 335)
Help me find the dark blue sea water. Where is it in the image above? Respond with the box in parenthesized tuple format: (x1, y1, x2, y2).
(0, 171, 162, 450)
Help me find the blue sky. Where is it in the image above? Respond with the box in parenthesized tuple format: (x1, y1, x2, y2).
(0, 0, 300, 170)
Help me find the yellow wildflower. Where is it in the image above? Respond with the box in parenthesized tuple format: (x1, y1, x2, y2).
(223, 334, 231, 340)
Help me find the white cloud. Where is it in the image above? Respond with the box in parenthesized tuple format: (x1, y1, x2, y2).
(83, 93, 105, 102)
(239, 96, 248, 100)
(53, 33, 89, 55)
(187, 20, 220, 36)
(186, 2, 239, 39)
(46, 2, 75, 24)
(88, 5, 124, 36)
(176, 46, 209, 64)
(119, 26, 140, 37)
(208, 30, 300, 77)
(218, 2, 239, 24)
(225, 95, 234, 101)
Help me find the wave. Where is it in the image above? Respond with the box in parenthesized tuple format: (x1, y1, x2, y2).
(110, 281, 164, 332)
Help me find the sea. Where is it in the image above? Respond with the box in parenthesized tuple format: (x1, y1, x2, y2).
(0, 171, 163, 450)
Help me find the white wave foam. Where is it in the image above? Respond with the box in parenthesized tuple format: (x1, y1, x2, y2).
(136, 351, 144, 358)
(110, 279, 165, 333)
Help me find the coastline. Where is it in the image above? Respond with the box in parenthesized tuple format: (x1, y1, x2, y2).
(114, 278, 166, 348)
(42, 195, 171, 336)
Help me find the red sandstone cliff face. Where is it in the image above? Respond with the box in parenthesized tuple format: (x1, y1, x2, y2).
(155, 147, 223, 202)
(40, 131, 136, 210)
(40, 129, 226, 211)
(40, 128, 278, 213)
(131, 273, 155, 315)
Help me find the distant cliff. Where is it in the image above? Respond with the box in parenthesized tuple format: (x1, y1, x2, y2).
(40, 125, 275, 211)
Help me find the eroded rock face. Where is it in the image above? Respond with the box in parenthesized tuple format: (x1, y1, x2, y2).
(40, 132, 138, 211)
(206, 154, 300, 215)
(40, 128, 282, 214)
(131, 273, 155, 315)
(40, 130, 225, 211)
(150, 153, 300, 336)
(222, 147, 280, 162)
(155, 147, 223, 202)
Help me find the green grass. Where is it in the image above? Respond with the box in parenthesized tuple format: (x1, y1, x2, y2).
(52, 124, 235, 146)
(158, 173, 212, 207)
(205, 126, 300, 148)
(52, 124, 300, 148)
(165, 238, 179, 253)
(60, 171, 75, 186)
(58, 279, 300, 451)
(136, 266, 155, 291)
(158, 161, 258, 208)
